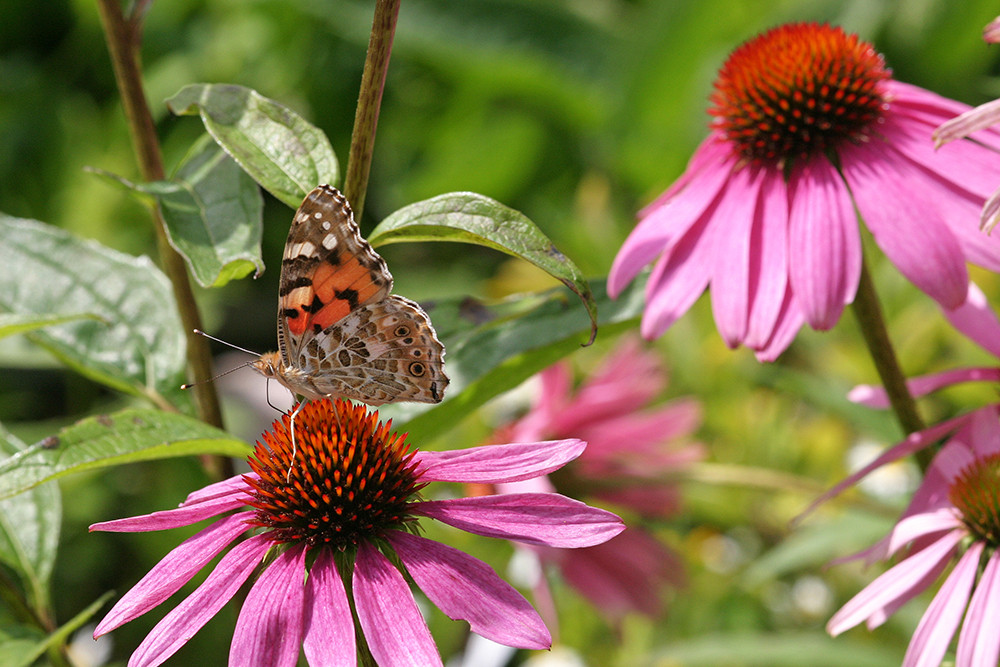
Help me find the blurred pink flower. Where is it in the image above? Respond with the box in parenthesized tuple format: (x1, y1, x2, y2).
(91, 399, 623, 667)
(610, 23, 1000, 361)
(494, 337, 704, 622)
(935, 16, 1000, 231)
(827, 406, 1000, 667)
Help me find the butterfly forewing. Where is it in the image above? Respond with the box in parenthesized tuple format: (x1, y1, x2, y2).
(262, 184, 448, 406)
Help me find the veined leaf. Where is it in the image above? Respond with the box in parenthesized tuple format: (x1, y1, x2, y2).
(0, 410, 251, 500)
(91, 138, 264, 288)
(0, 215, 186, 405)
(370, 192, 598, 344)
(0, 313, 104, 340)
(380, 276, 645, 443)
(0, 428, 60, 613)
(167, 83, 339, 207)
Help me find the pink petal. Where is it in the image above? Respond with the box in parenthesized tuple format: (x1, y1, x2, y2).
(230, 544, 306, 667)
(902, 542, 982, 667)
(92, 481, 252, 533)
(957, 548, 1000, 666)
(709, 165, 765, 345)
(640, 213, 715, 339)
(608, 146, 733, 298)
(795, 413, 970, 522)
(945, 282, 1000, 358)
(787, 159, 860, 329)
(302, 549, 356, 667)
(982, 186, 1000, 232)
(753, 288, 805, 361)
(827, 529, 964, 636)
(128, 534, 270, 667)
(985, 15, 1000, 43)
(387, 531, 550, 649)
(840, 142, 968, 309)
(413, 494, 624, 548)
(180, 474, 255, 505)
(884, 509, 963, 557)
(94, 514, 249, 636)
(353, 541, 442, 667)
(745, 169, 790, 347)
(848, 368, 1000, 407)
(639, 136, 733, 216)
(413, 439, 585, 484)
(933, 98, 1000, 147)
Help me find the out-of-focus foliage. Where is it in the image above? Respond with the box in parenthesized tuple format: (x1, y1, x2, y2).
(2, 0, 1000, 664)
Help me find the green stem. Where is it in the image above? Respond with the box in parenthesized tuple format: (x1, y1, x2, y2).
(342, 0, 401, 224)
(850, 258, 931, 468)
(95, 0, 231, 478)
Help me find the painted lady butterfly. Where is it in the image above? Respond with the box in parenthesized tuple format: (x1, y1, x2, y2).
(252, 185, 448, 409)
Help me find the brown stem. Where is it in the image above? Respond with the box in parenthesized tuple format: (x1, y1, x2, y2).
(95, 0, 231, 478)
(850, 258, 931, 469)
(342, 0, 401, 224)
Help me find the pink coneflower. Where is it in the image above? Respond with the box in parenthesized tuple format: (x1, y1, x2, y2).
(609, 22, 1000, 360)
(827, 406, 1000, 667)
(91, 399, 624, 667)
(493, 337, 704, 621)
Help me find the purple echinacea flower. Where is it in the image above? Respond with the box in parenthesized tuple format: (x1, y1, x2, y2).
(91, 398, 624, 667)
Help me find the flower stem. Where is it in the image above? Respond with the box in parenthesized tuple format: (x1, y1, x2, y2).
(850, 258, 931, 467)
(95, 0, 230, 477)
(342, 0, 401, 224)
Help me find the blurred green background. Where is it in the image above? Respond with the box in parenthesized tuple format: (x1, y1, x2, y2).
(4, 0, 1000, 664)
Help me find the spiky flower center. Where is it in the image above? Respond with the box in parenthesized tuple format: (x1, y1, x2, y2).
(949, 452, 1000, 548)
(244, 399, 425, 548)
(709, 22, 890, 165)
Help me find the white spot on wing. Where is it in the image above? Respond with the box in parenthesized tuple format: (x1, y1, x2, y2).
(287, 241, 317, 258)
(322, 234, 338, 250)
(322, 220, 331, 231)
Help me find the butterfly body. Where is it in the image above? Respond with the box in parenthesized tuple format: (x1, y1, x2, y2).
(253, 185, 447, 407)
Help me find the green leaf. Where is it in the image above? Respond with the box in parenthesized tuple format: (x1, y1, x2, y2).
(166, 83, 339, 207)
(380, 276, 644, 443)
(0, 410, 251, 500)
(0, 215, 186, 406)
(651, 631, 903, 666)
(3, 591, 115, 667)
(370, 192, 599, 345)
(0, 429, 60, 612)
(90, 138, 264, 288)
(0, 313, 104, 340)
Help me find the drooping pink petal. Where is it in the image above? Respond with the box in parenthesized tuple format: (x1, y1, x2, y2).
(884, 508, 963, 557)
(985, 15, 1000, 43)
(413, 439, 585, 484)
(180, 474, 256, 506)
(128, 534, 270, 667)
(796, 413, 970, 521)
(827, 529, 964, 636)
(944, 282, 1000, 358)
(848, 368, 1000, 408)
(413, 494, 624, 548)
(577, 400, 702, 460)
(902, 542, 982, 667)
(387, 530, 551, 649)
(840, 141, 969, 309)
(638, 135, 733, 216)
(353, 541, 442, 667)
(933, 98, 1000, 147)
(608, 145, 733, 297)
(982, 185, 1000, 231)
(965, 404, 1000, 460)
(787, 158, 860, 329)
(556, 528, 684, 618)
(753, 287, 805, 362)
(230, 544, 306, 667)
(639, 213, 716, 339)
(302, 548, 356, 667)
(745, 168, 790, 348)
(957, 549, 1000, 666)
(710, 164, 765, 345)
(94, 514, 249, 637)
(92, 482, 252, 533)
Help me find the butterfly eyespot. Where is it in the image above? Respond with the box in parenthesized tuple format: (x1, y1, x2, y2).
(402, 337, 414, 345)
(409, 362, 426, 376)
(412, 349, 423, 357)
(395, 325, 410, 337)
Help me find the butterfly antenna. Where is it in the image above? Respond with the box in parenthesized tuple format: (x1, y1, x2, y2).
(192, 329, 262, 356)
(180, 360, 255, 390)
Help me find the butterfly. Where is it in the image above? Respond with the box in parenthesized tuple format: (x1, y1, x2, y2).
(251, 185, 448, 412)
